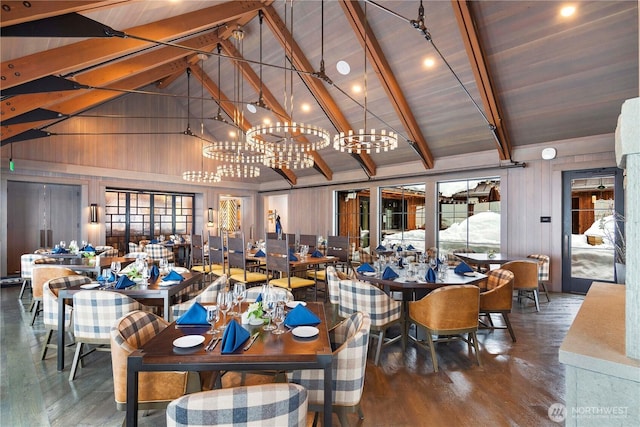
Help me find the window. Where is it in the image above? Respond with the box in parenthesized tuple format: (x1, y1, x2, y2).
(335, 189, 370, 249)
(379, 184, 426, 250)
(105, 189, 194, 253)
(437, 178, 500, 255)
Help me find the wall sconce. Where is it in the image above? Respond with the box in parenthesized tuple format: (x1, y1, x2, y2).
(207, 208, 215, 227)
(90, 203, 98, 223)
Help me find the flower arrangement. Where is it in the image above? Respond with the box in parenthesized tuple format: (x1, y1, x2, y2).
(247, 301, 263, 320)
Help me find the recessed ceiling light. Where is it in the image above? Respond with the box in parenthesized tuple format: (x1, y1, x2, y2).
(423, 58, 435, 68)
(229, 130, 236, 138)
(336, 60, 351, 75)
(263, 118, 271, 125)
(247, 103, 257, 114)
(352, 84, 362, 94)
(560, 5, 576, 17)
(301, 103, 311, 112)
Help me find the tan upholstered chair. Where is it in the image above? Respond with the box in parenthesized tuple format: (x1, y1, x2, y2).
(502, 260, 541, 311)
(30, 266, 76, 325)
(409, 284, 481, 372)
(111, 310, 200, 415)
(479, 269, 516, 342)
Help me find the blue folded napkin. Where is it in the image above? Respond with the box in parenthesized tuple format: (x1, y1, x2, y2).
(397, 246, 403, 252)
(150, 239, 159, 244)
(376, 244, 387, 251)
(115, 275, 136, 289)
(163, 270, 184, 282)
(454, 261, 474, 275)
(109, 271, 117, 282)
(437, 258, 444, 266)
(285, 304, 321, 328)
(382, 266, 399, 280)
(357, 263, 375, 273)
(52, 247, 68, 254)
(406, 244, 415, 250)
(176, 302, 209, 326)
(165, 241, 174, 246)
(310, 249, 323, 258)
(255, 293, 262, 303)
(254, 249, 266, 258)
(221, 319, 251, 354)
(289, 250, 298, 262)
(425, 267, 437, 283)
(149, 264, 160, 280)
(82, 244, 95, 252)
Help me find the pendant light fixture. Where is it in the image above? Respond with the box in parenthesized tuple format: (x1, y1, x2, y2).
(247, 10, 269, 113)
(334, 2, 398, 154)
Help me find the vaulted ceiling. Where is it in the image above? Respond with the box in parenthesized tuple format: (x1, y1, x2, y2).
(1, 1, 638, 186)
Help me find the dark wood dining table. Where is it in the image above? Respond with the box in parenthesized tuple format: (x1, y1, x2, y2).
(125, 301, 334, 427)
(56, 271, 203, 371)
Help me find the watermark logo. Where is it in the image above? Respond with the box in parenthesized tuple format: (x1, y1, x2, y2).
(548, 403, 566, 423)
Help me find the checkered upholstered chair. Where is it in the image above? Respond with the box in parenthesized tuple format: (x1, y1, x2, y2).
(527, 254, 551, 302)
(287, 312, 371, 427)
(409, 284, 481, 372)
(479, 269, 516, 342)
(19, 253, 45, 300)
(70, 290, 147, 381)
(30, 265, 76, 325)
(502, 260, 541, 312)
(144, 243, 175, 263)
(166, 383, 308, 427)
(40, 274, 92, 360)
(128, 242, 142, 253)
(171, 275, 228, 321)
(338, 278, 402, 365)
(244, 286, 294, 303)
(323, 266, 348, 324)
(111, 310, 201, 414)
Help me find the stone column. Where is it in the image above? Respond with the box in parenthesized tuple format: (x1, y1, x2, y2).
(615, 97, 640, 360)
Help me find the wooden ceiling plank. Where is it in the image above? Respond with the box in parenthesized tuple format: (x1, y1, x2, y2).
(0, 1, 129, 27)
(1, 1, 266, 90)
(220, 39, 333, 181)
(262, 4, 376, 177)
(339, 0, 434, 170)
(451, 0, 511, 161)
(2, 31, 223, 121)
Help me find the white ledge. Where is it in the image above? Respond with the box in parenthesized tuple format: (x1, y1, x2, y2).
(559, 282, 640, 382)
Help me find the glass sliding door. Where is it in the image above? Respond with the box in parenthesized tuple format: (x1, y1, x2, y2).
(379, 184, 426, 251)
(335, 189, 370, 251)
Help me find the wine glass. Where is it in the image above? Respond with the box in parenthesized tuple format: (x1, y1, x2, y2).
(232, 283, 246, 316)
(110, 261, 121, 279)
(159, 258, 168, 274)
(262, 287, 277, 331)
(216, 290, 232, 332)
(60, 240, 66, 249)
(206, 306, 220, 335)
(271, 304, 286, 335)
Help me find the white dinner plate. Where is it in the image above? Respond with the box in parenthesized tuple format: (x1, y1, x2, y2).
(159, 280, 180, 286)
(172, 267, 189, 274)
(362, 272, 376, 276)
(132, 277, 145, 283)
(249, 318, 265, 326)
(173, 335, 205, 348)
(292, 326, 319, 338)
(80, 283, 101, 289)
(286, 301, 307, 309)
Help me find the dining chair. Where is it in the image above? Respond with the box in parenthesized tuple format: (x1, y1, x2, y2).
(408, 284, 481, 372)
(171, 274, 228, 321)
(128, 242, 142, 253)
(111, 310, 201, 417)
(30, 265, 77, 325)
(266, 236, 316, 299)
(227, 233, 269, 287)
(298, 233, 317, 251)
(144, 243, 175, 263)
(287, 311, 371, 427)
(245, 286, 294, 303)
(70, 290, 147, 381)
(166, 383, 308, 427)
(188, 234, 204, 271)
(502, 260, 541, 311)
(479, 269, 516, 342)
(527, 254, 551, 302)
(326, 235, 352, 274)
(99, 247, 119, 258)
(40, 274, 92, 360)
(19, 253, 47, 300)
(338, 278, 402, 365)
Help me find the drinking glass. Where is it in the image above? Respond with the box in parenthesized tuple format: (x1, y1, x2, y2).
(262, 287, 277, 331)
(159, 258, 168, 274)
(110, 261, 121, 278)
(271, 304, 286, 335)
(216, 290, 232, 332)
(232, 283, 246, 317)
(99, 268, 110, 288)
(60, 240, 66, 249)
(206, 306, 220, 335)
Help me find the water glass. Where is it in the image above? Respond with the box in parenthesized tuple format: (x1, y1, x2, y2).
(102, 268, 113, 288)
(216, 290, 232, 332)
(60, 240, 66, 249)
(206, 306, 220, 335)
(262, 287, 277, 331)
(231, 282, 246, 316)
(110, 261, 121, 277)
(271, 305, 286, 335)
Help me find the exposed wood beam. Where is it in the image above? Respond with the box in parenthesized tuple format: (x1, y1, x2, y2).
(0, 1, 128, 27)
(191, 63, 297, 186)
(340, 0, 434, 169)
(219, 39, 333, 181)
(451, 0, 511, 161)
(1, 1, 266, 90)
(2, 31, 222, 121)
(262, 4, 377, 177)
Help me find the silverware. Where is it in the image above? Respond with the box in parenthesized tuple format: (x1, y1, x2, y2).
(206, 336, 220, 351)
(204, 336, 216, 350)
(243, 332, 260, 351)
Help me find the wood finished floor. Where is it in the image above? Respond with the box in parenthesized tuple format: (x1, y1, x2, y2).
(1, 284, 583, 426)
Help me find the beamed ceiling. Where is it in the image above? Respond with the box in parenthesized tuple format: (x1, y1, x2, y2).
(1, 1, 638, 186)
